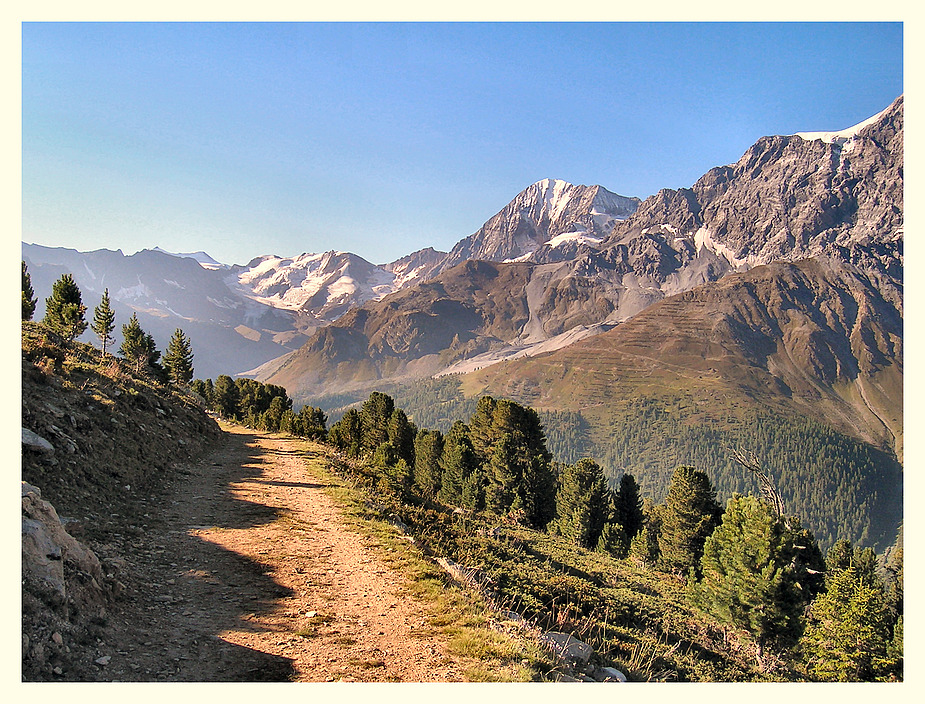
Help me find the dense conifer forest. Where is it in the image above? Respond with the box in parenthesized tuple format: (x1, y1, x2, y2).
(293, 376, 901, 550)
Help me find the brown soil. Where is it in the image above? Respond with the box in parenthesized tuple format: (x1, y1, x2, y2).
(86, 424, 472, 682)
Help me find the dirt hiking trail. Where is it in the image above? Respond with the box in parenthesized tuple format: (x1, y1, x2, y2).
(93, 425, 472, 681)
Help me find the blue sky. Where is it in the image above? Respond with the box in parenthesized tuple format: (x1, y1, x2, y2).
(21, 22, 903, 266)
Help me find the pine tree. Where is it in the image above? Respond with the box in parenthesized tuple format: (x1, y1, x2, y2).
(43, 273, 87, 341)
(460, 464, 486, 511)
(439, 421, 476, 506)
(468, 396, 498, 463)
(414, 429, 445, 500)
(262, 395, 287, 432)
(697, 494, 824, 668)
(298, 406, 327, 441)
(119, 313, 151, 373)
(360, 392, 395, 453)
(519, 453, 557, 528)
(657, 466, 722, 575)
(163, 328, 195, 385)
(597, 521, 629, 558)
(553, 458, 611, 548)
(800, 565, 895, 681)
(22, 261, 36, 321)
(329, 409, 363, 458)
(485, 433, 520, 516)
(89, 289, 116, 357)
(212, 374, 240, 419)
(387, 408, 416, 466)
(613, 473, 645, 540)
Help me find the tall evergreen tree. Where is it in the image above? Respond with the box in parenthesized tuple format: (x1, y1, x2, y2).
(329, 408, 363, 458)
(613, 473, 645, 540)
(460, 463, 486, 511)
(468, 396, 498, 463)
(485, 433, 520, 516)
(212, 374, 240, 418)
(554, 458, 611, 548)
(800, 565, 896, 681)
(414, 429, 445, 500)
(119, 313, 152, 373)
(22, 261, 36, 321)
(90, 289, 116, 357)
(439, 421, 477, 506)
(387, 408, 416, 466)
(697, 494, 824, 669)
(657, 465, 722, 575)
(163, 328, 195, 385)
(43, 273, 87, 341)
(360, 392, 395, 453)
(298, 406, 327, 440)
(519, 453, 557, 528)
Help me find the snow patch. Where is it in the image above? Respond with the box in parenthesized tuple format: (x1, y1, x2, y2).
(546, 231, 602, 248)
(795, 102, 892, 145)
(694, 227, 758, 269)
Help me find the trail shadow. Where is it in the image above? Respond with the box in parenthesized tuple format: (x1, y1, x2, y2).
(106, 427, 319, 682)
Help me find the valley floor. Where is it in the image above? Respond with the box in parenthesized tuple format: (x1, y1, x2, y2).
(81, 425, 476, 682)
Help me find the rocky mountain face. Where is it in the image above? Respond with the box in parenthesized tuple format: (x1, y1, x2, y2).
(439, 179, 640, 268)
(603, 96, 903, 278)
(262, 98, 903, 417)
(468, 255, 902, 456)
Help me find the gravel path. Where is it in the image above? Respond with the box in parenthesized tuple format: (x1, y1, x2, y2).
(90, 425, 469, 681)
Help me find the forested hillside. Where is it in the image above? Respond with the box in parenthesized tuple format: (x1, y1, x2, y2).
(188, 378, 901, 681)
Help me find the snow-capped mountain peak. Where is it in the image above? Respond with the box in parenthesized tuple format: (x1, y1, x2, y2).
(795, 99, 898, 146)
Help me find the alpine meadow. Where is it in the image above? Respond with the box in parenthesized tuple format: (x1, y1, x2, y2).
(21, 22, 903, 684)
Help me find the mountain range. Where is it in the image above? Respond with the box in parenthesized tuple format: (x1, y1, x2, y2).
(23, 96, 903, 546)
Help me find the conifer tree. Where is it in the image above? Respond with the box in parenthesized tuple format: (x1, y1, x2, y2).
(329, 409, 363, 458)
(657, 466, 722, 574)
(553, 458, 611, 548)
(119, 313, 152, 373)
(439, 421, 476, 505)
(360, 392, 395, 453)
(212, 374, 239, 419)
(43, 273, 87, 341)
(468, 396, 498, 462)
(597, 521, 629, 558)
(387, 408, 416, 466)
(298, 406, 327, 440)
(613, 473, 645, 540)
(519, 453, 557, 528)
(262, 395, 287, 432)
(460, 463, 486, 511)
(414, 429, 445, 500)
(800, 565, 895, 681)
(163, 328, 195, 385)
(372, 440, 398, 468)
(485, 433, 520, 516)
(22, 261, 36, 321)
(90, 288, 116, 357)
(697, 494, 824, 669)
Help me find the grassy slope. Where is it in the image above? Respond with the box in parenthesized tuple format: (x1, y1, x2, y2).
(21, 321, 223, 536)
(317, 449, 768, 681)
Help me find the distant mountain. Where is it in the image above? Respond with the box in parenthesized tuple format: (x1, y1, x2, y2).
(22, 245, 307, 380)
(262, 98, 903, 408)
(151, 247, 227, 270)
(440, 178, 640, 269)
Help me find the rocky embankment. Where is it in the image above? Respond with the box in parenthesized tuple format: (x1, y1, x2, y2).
(21, 323, 222, 680)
